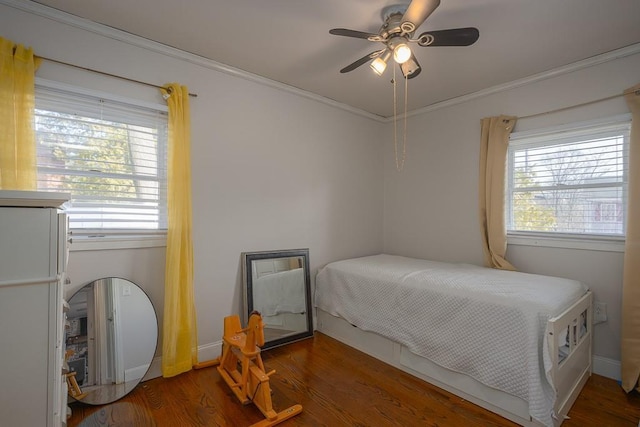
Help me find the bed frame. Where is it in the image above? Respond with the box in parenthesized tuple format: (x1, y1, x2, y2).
(316, 290, 592, 427)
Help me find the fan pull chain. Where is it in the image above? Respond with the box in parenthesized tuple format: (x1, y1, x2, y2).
(392, 67, 408, 171)
(402, 74, 408, 169)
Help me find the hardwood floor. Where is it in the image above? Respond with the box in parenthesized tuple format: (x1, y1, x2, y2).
(68, 332, 640, 427)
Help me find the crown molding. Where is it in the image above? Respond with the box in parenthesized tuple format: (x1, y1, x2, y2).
(387, 42, 640, 122)
(4, 0, 639, 122)
(1, 0, 386, 122)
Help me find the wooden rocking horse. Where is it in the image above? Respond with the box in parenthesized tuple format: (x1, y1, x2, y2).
(215, 311, 302, 427)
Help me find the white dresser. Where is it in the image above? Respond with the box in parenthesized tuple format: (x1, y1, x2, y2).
(0, 190, 70, 427)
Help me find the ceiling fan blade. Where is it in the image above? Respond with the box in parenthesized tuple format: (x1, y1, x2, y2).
(417, 27, 480, 47)
(340, 49, 385, 73)
(330, 28, 379, 40)
(400, 53, 422, 79)
(401, 0, 441, 32)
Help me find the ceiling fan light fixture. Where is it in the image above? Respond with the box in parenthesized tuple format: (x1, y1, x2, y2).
(370, 57, 387, 76)
(393, 43, 412, 64)
(400, 55, 421, 79)
(370, 50, 391, 76)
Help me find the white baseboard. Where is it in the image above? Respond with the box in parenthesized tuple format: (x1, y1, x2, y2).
(126, 364, 151, 382)
(143, 356, 162, 381)
(142, 340, 223, 381)
(197, 341, 223, 365)
(592, 355, 621, 381)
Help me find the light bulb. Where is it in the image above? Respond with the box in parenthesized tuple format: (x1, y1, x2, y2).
(370, 50, 391, 76)
(393, 43, 412, 64)
(370, 57, 387, 76)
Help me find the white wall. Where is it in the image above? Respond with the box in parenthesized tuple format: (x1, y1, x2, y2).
(0, 3, 384, 363)
(383, 50, 640, 375)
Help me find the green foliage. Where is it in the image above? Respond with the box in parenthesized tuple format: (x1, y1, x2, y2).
(36, 112, 136, 200)
(512, 170, 556, 231)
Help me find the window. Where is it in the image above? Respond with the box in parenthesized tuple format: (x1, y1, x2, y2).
(35, 84, 168, 231)
(507, 115, 630, 240)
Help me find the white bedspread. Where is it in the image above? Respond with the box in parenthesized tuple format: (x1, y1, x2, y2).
(253, 268, 306, 316)
(315, 254, 588, 427)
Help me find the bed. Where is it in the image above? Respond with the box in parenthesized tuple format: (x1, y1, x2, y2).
(314, 254, 592, 427)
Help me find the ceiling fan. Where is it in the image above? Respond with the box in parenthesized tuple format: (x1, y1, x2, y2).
(330, 0, 479, 79)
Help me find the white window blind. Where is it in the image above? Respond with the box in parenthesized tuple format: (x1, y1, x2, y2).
(35, 86, 168, 230)
(507, 116, 630, 237)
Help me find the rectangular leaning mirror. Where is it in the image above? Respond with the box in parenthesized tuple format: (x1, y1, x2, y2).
(242, 248, 313, 350)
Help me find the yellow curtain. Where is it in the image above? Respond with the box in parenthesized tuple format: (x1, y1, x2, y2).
(479, 115, 517, 270)
(160, 83, 198, 378)
(0, 37, 40, 190)
(621, 83, 640, 392)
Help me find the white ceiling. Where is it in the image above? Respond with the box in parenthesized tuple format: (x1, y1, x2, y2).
(30, 0, 640, 118)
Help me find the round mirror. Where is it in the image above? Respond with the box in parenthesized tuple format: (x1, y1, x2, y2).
(66, 277, 158, 405)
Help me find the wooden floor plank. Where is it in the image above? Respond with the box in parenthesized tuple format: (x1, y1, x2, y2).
(68, 332, 640, 427)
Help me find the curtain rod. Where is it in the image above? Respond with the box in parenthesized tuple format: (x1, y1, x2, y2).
(37, 56, 197, 98)
(518, 88, 638, 120)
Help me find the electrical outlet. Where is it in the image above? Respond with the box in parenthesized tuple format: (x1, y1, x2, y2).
(594, 301, 607, 324)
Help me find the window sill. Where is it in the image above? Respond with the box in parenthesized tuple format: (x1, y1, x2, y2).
(69, 231, 167, 251)
(507, 232, 624, 253)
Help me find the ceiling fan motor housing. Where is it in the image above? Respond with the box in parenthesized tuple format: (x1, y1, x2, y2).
(381, 4, 409, 24)
(379, 8, 413, 39)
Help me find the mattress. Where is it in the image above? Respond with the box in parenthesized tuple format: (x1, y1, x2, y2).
(315, 254, 588, 426)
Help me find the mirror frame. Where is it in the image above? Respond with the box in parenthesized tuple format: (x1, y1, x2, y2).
(242, 248, 313, 350)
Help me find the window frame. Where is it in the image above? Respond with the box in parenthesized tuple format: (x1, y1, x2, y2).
(35, 79, 168, 249)
(506, 114, 631, 252)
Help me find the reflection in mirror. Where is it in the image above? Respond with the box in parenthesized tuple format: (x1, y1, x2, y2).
(66, 277, 158, 405)
(242, 249, 313, 350)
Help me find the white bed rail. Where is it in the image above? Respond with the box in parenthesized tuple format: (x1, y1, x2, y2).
(547, 290, 593, 424)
